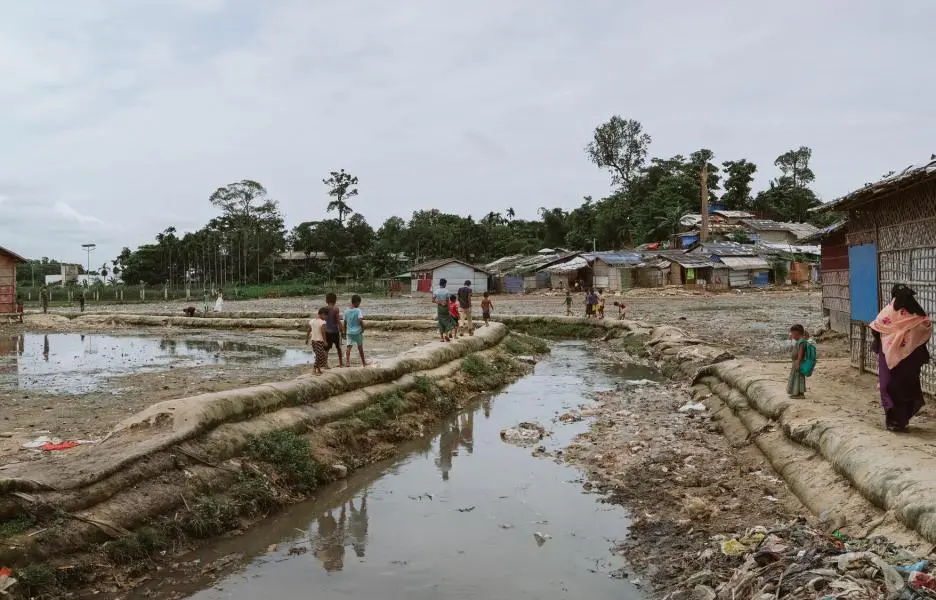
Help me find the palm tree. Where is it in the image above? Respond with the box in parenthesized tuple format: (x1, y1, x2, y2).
(324, 169, 359, 226)
(506, 207, 516, 221)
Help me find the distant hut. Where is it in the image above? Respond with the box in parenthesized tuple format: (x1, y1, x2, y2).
(0, 245, 26, 316)
(801, 221, 850, 333)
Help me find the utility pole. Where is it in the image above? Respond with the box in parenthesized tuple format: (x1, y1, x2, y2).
(81, 243, 96, 280)
(700, 164, 710, 242)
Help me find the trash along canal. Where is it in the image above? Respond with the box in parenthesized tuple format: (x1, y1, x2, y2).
(128, 342, 647, 600)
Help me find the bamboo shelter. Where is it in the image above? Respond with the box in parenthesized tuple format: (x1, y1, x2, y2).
(819, 158, 936, 392)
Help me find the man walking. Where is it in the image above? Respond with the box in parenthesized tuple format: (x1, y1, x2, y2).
(40, 285, 49, 314)
(457, 280, 473, 336)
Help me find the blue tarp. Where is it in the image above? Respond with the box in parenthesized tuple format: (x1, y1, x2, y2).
(848, 243, 879, 322)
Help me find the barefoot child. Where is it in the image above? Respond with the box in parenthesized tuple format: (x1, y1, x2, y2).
(306, 307, 329, 374)
(449, 294, 460, 335)
(324, 293, 344, 367)
(597, 289, 606, 319)
(613, 301, 627, 319)
(787, 324, 808, 398)
(343, 294, 366, 367)
(480, 292, 493, 326)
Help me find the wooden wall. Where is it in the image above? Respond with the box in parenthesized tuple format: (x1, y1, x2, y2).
(0, 254, 16, 314)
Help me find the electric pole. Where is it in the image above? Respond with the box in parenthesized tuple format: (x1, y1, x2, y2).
(81, 244, 96, 280)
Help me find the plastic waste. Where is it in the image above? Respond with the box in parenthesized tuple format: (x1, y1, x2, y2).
(678, 402, 707, 413)
(720, 539, 748, 557)
(909, 571, 936, 592)
(533, 532, 552, 546)
(896, 560, 929, 574)
(0, 567, 15, 593)
(41, 441, 79, 452)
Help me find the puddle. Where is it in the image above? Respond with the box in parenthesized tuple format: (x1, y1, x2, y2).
(0, 333, 313, 394)
(133, 343, 645, 600)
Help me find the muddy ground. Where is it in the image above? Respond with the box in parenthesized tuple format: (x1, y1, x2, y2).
(562, 343, 805, 595)
(0, 325, 433, 466)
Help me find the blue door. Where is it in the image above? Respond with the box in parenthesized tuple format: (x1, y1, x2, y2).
(848, 243, 878, 322)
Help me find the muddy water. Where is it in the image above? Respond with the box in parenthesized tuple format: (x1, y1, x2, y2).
(134, 343, 644, 600)
(0, 333, 313, 394)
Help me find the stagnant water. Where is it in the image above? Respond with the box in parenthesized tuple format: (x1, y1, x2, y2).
(0, 333, 313, 394)
(132, 343, 646, 600)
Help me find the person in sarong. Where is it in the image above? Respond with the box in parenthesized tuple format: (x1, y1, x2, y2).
(433, 278, 456, 342)
(871, 284, 932, 432)
(787, 324, 808, 398)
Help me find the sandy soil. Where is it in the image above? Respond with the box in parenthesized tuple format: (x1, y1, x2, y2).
(66, 286, 825, 360)
(0, 326, 433, 466)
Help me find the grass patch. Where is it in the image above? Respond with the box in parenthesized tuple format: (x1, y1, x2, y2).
(616, 333, 650, 358)
(15, 565, 59, 598)
(413, 375, 438, 396)
(509, 321, 606, 340)
(230, 473, 280, 517)
(247, 430, 324, 493)
(104, 527, 169, 564)
(0, 515, 36, 539)
(503, 333, 551, 356)
(180, 495, 240, 539)
(460, 355, 495, 378)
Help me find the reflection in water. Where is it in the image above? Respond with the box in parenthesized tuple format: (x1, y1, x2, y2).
(434, 411, 475, 481)
(313, 494, 371, 572)
(0, 333, 313, 394)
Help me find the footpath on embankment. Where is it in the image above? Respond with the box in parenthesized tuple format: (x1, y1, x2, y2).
(633, 320, 936, 550)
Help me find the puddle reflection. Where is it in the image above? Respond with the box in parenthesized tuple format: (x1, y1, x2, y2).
(0, 333, 314, 394)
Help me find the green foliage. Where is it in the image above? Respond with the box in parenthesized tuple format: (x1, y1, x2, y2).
(105, 527, 169, 564)
(503, 334, 549, 355)
(585, 116, 652, 189)
(509, 321, 606, 339)
(722, 159, 758, 210)
(0, 515, 35, 538)
(230, 473, 280, 517)
(323, 169, 359, 226)
(413, 375, 438, 396)
(246, 430, 323, 493)
(15, 565, 59, 598)
(460, 355, 494, 378)
(180, 495, 240, 538)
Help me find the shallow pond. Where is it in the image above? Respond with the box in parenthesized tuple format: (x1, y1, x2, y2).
(0, 333, 313, 394)
(132, 342, 645, 600)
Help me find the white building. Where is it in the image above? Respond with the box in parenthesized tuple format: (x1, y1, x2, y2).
(409, 258, 490, 294)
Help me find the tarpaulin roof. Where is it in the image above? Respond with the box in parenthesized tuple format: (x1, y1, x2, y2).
(655, 251, 714, 269)
(816, 157, 936, 213)
(716, 256, 771, 270)
(755, 242, 821, 256)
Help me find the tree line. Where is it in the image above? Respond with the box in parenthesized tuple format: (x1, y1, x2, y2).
(112, 116, 832, 287)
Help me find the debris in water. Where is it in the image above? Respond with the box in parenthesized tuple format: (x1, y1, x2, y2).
(677, 402, 707, 413)
(500, 422, 547, 447)
(456, 506, 475, 513)
(288, 546, 308, 556)
(498, 524, 514, 530)
(533, 532, 552, 546)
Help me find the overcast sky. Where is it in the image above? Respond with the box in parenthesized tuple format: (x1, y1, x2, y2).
(2, 1, 934, 265)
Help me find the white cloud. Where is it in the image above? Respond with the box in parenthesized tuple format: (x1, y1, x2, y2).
(2, 0, 936, 263)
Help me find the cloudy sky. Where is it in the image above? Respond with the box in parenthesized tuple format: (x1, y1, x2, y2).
(2, 1, 934, 264)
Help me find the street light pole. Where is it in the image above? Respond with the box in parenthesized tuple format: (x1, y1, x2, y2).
(81, 244, 96, 281)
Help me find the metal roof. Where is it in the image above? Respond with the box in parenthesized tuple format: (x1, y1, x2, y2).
(755, 242, 821, 256)
(741, 219, 820, 239)
(545, 256, 589, 273)
(716, 256, 771, 270)
(655, 251, 714, 269)
(0, 245, 27, 262)
(684, 242, 758, 257)
(799, 220, 847, 243)
(712, 210, 754, 219)
(584, 251, 643, 266)
(411, 258, 491, 274)
(817, 157, 936, 213)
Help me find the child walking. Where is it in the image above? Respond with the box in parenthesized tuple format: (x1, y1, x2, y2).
(343, 294, 366, 367)
(565, 291, 573, 316)
(787, 324, 808, 399)
(597, 290, 606, 319)
(306, 307, 329, 374)
(324, 293, 344, 367)
(480, 292, 493, 326)
(448, 294, 460, 334)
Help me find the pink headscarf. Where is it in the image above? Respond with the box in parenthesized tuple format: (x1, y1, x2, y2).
(870, 300, 932, 369)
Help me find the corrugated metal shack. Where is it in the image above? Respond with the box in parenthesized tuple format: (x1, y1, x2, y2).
(684, 242, 769, 288)
(817, 158, 936, 391)
(655, 250, 721, 288)
(584, 251, 643, 291)
(635, 257, 672, 288)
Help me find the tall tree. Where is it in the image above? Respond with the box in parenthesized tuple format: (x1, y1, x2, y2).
(585, 116, 652, 190)
(323, 169, 359, 226)
(721, 159, 758, 210)
(753, 147, 821, 223)
(774, 146, 815, 189)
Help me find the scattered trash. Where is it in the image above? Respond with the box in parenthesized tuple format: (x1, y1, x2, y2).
(677, 402, 707, 413)
(670, 522, 934, 600)
(498, 524, 514, 530)
(41, 441, 80, 452)
(331, 464, 349, 479)
(288, 546, 308, 556)
(558, 412, 582, 423)
(500, 422, 547, 447)
(21, 436, 95, 451)
(456, 506, 475, 513)
(533, 532, 552, 546)
(0, 567, 16, 594)
(267, 544, 277, 553)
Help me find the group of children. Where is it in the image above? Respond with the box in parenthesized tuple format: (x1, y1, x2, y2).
(564, 289, 626, 319)
(306, 293, 367, 375)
